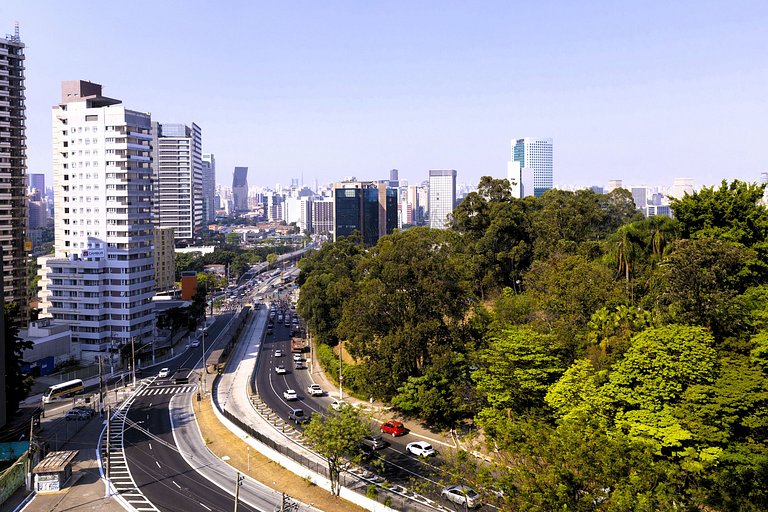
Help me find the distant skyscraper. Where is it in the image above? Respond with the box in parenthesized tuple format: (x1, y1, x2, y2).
(0, 26, 28, 319)
(312, 198, 334, 235)
(232, 166, 248, 213)
(202, 154, 216, 224)
(511, 137, 553, 198)
(428, 169, 457, 229)
(151, 122, 203, 242)
(30, 173, 45, 194)
(333, 180, 397, 245)
(39, 80, 155, 361)
(389, 169, 399, 189)
(669, 178, 694, 200)
(607, 180, 623, 193)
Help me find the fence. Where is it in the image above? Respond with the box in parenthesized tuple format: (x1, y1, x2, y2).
(0, 452, 27, 507)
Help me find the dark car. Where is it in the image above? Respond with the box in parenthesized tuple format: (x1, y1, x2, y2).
(361, 434, 388, 451)
(288, 408, 310, 424)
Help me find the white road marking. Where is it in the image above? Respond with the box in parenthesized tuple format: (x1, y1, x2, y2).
(200, 502, 212, 511)
(155, 461, 161, 468)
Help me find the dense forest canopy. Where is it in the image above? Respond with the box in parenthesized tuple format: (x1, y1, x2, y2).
(297, 179, 768, 510)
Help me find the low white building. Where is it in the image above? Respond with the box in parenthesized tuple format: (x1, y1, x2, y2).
(19, 319, 76, 373)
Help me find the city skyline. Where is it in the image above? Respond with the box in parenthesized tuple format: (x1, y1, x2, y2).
(4, 2, 768, 192)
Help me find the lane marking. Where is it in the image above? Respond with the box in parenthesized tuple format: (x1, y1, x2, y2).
(155, 461, 161, 468)
(200, 503, 212, 511)
(173, 481, 181, 489)
(148, 442, 152, 450)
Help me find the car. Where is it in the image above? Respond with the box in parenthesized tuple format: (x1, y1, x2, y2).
(274, 349, 283, 357)
(65, 409, 90, 421)
(406, 441, 435, 457)
(158, 368, 171, 378)
(266, 328, 273, 335)
(307, 384, 323, 396)
(288, 408, 310, 424)
(361, 434, 388, 451)
(331, 400, 348, 411)
(275, 365, 287, 375)
(441, 485, 481, 509)
(283, 389, 298, 400)
(72, 406, 96, 418)
(380, 421, 407, 437)
(189, 339, 200, 348)
(294, 360, 306, 370)
(292, 353, 302, 361)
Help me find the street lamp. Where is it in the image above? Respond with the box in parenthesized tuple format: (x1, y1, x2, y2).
(339, 340, 343, 401)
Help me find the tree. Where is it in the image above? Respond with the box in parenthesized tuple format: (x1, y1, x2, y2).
(338, 227, 471, 399)
(265, 252, 278, 269)
(4, 301, 32, 418)
(303, 406, 369, 496)
(649, 239, 759, 339)
(670, 179, 768, 248)
(224, 231, 242, 246)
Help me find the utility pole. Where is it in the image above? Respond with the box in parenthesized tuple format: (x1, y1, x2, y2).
(130, 337, 136, 388)
(98, 356, 104, 416)
(233, 472, 244, 512)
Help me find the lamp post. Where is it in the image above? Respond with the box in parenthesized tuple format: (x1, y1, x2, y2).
(339, 340, 343, 400)
(130, 336, 136, 388)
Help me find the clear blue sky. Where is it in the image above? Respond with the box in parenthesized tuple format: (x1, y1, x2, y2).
(3, 1, 767, 191)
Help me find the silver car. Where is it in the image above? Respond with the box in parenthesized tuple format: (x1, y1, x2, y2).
(441, 485, 481, 509)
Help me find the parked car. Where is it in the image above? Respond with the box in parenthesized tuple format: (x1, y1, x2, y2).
(380, 421, 407, 437)
(361, 434, 388, 451)
(441, 485, 481, 509)
(158, 368, 171, 378)
(406, 441, 435, 457)
(288, 408, 309, 424)
(283, 389, 298, 401)
(307, 384, 323, 396)
(275, 365, 287, 375)
(65, 409, 90, 421)
(72, 406, 96, 418)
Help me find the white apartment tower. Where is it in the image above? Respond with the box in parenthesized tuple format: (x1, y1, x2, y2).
(40, 80, 155, 361)
(428, 169, 457, 229)
(151, 122, 203, 242)
(509, 137, 553, 198)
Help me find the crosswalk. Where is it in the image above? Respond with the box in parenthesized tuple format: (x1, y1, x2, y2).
(136, 385, 197, 397)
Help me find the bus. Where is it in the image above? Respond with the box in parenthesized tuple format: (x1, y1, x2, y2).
(42, 379, 84, 404)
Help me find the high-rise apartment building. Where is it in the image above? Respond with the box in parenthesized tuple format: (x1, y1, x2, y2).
(202, 153, 216, 224)
(312, 198, 334, 235)
(389, 168, 399, 189)
(151, 122, 202, 242)
(39, 80, 155, 361)
(232, 166, 248, 213)
(333, 180, 397, 245)
(29, 173, 45, 193)
(153, 226, 175, 293)
(511, 137, 553, 198)
(428, 169, 457, 229)
(0, 26, 29, 317)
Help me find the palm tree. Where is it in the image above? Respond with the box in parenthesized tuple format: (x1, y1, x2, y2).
(607, 224, 642, 301)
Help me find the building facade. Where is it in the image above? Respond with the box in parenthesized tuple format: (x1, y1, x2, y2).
(333, 180, 396, 245)
(512, 137, 553, 198)
(39, 80, 155, 361)
(0, 27, 28, 316)
(153, 226, 175, 293)
(151, 122, 202, 242)
(201, 153, 216, 224)
(312, 197, 334, 235)
(232, 166, 248, 213)
(428, 169, 457, 229)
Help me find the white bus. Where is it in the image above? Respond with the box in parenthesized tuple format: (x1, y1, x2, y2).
(42, 379, 84, 404)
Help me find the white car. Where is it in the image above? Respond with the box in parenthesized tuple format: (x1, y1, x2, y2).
(292, 353, 302, 361)
(331, 400, 348, 411)
(158, 368, 171, 378)
(274, 349, 283, 357)
(406, 441, 435, 457)
(441, 485, 481, 509)
(307, 384, 323, 396)
(283, 389, 298, 401)
(189, 339, 200, 348)
(275, 365, 287, 375)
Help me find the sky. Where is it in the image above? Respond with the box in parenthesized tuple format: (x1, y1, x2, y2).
(3, 1, 768, 192)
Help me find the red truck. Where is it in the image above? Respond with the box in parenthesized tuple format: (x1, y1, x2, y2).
(291, 337, 305, 354)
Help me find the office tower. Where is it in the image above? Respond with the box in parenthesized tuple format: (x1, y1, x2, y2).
(606, 180, 623, 193)
(312, 198, 334, 235)
(151, 122, 202, 242)
(201, 154, 215, 224)
(40, 80, 155, 361)
(333, 180, 397, 245)
(29, 173, 45, 194)
(0, 26, 29, 317)
(389, 168, 399, 189)
(630, 187, 649, 211)
(428, 169, 457, 229)
(511, 137, 553, 198)
(153, 227, 175, 292)
(232, 166, 248, 213)
(669, 178, 694, 200)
